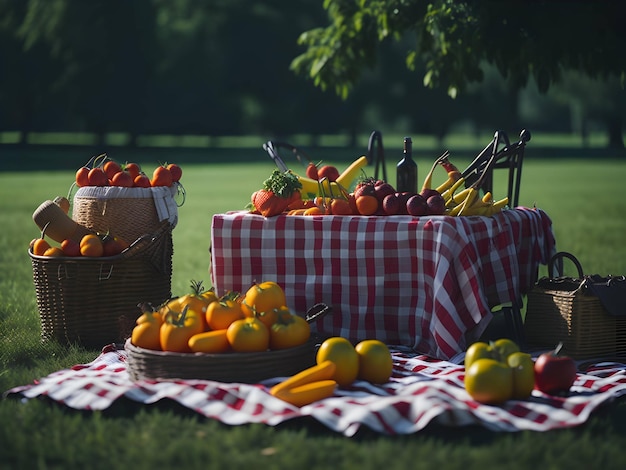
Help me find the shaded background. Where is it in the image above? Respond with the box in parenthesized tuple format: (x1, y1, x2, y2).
(1, 0, 624, 158)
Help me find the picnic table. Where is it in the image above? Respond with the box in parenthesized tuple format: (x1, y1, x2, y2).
(210, 206, 556, 360)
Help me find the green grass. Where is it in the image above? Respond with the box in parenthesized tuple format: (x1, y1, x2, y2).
(1, 156, 626, 469)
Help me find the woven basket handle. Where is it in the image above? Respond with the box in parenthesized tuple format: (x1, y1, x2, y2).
(548, 251, 584, 279)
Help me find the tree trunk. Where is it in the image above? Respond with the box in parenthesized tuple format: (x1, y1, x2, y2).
(606, 116, 624, 149)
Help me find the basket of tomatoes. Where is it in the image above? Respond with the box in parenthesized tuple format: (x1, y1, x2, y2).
(124, 282, 332, 383)
(71, 154, 184, 243)
(29, 222, 174, 348)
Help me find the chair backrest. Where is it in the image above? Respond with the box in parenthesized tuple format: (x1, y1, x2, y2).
(367, 130, 387, 182)
(461, 129, 531, 208)
(262, 141, 313, 173)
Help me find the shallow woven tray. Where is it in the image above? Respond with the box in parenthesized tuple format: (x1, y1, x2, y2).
(125, 304, 331, 383)
(30, 224, 173, 348)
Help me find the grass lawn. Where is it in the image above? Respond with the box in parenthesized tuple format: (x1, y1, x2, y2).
(1, 148, 626, 469)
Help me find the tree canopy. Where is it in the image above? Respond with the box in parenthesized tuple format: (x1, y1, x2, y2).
(291, 0, 626, 99)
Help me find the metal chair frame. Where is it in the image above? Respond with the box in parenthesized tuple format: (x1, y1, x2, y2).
(461, 129, 531, 209)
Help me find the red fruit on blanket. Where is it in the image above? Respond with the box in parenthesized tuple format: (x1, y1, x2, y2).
(251, 169, 303, 217)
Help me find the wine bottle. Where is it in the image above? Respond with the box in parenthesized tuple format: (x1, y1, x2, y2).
(396, 136, 417, 193)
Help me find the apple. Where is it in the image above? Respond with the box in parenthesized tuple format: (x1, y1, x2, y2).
(305, 162, 318, 180)
(374, 182, 396, 202)
(406, 194, 428, 216)
(426, 194, 446, 215)
(317, 165, 340, 182)
(382, 193, 401, 215)
(420, 188, 441, 200)
(534, 343, 577, 394)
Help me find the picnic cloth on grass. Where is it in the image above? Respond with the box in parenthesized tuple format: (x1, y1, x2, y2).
(5, 344, 626, 436)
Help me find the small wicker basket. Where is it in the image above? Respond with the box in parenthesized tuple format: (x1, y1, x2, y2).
(125, 304, 331, 383)
(525, 252, 626, 359)
(30, 223, 173, 348)
(72, 185, 180, 243)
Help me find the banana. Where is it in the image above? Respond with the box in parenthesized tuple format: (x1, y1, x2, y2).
(296, 175, 321, 198)
(491, 196, 509, 212)
(335, 155, 368, 189)
(435, 171, 462, 194)
(481, 192, 493, 204)
(440, 177, 466, 203)
(447, 187, 473, 207)
(457, 188, 480, 216)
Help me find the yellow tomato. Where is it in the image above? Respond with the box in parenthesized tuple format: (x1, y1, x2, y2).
(507, 352, 535, 400)
(226, 317, 270, 352)
(205, 299, 244, 331)
(316, 337, 359, 387)
(160, 306, 205, 353)
(241, 281, 286, 318)
(491, 338, 520, 362)
(355, 340, 393, 384)
(269, 310, 310, 350)
(464, 358, 514, 404)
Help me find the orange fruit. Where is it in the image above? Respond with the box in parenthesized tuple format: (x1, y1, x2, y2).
(43, 246, 64, 257)
(241, 281, 286, 319)
(80, 234, 104, 257)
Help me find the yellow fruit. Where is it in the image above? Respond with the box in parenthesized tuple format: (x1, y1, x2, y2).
(316, 337, 359, 387)
(464, 358, 513, 404)
(355, 340, 393, 384)
(507, 352, 535, 400)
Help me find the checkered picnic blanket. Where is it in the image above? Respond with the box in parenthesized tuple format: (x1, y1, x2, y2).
(5, 344, 626, 437)
(210, 207, 556, 359)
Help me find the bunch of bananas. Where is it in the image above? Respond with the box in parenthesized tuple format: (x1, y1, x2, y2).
(424, 155, 509, 217)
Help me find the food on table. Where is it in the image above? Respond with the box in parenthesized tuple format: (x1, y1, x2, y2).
(270, 361, 337, 407)
(250, 169, 303, 217)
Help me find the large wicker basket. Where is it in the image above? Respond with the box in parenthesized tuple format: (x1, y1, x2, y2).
(125, 304, 331, 383)
(524, 252, 626, 359)
(30, 223, 173, 348)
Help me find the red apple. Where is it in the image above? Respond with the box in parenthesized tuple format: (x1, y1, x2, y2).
(534, 343, 577, 394)
(427, 194, 446, 215)
(374, 182, 396, 202)
(420, 188, 441, 200)
(317, 165, 340, 182)
(305, 162, 318, 180)
(406, 194, 428, 216)
(382, 193, 401, 215)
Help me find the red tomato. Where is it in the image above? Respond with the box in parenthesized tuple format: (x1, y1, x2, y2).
(88, 167, 109, 187)
(76, 167, 90, 187)
(124, 162, 142, 179)
(103, 160, 122, 180)
(110, 171, 134, 187)
(166, 163, 182, 182)
(151, 166, 173, 187)
(133, 174, 151, 188)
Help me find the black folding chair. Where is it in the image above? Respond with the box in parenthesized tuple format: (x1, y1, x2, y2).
(462, 129, 531, 208)
(262, 140, 314, 172)
(465, 129, 532, 346)
(367, 130, 387, 182)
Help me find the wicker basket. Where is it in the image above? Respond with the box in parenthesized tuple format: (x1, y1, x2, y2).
(72, 185, 180, 243)
(125, 304, 331, 383)
(525, 252, 626, 359)
(30, 223, 173, 348)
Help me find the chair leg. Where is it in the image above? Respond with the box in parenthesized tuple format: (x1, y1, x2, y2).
(502, 302, 526, 349)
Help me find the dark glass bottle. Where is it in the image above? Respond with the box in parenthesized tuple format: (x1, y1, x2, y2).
(396, 136, 417, 193)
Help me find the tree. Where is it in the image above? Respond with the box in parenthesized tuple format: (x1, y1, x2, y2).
(290, 0, 626, 146)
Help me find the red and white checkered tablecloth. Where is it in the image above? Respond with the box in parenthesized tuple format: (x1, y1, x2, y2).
(5, 344, 626, 437)
(210, 207, 556, 360)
